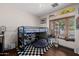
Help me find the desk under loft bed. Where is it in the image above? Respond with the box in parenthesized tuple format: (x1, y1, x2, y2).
(17, 26, 53, 56)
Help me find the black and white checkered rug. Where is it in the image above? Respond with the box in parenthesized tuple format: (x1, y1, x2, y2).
(17, 44, 53, 56)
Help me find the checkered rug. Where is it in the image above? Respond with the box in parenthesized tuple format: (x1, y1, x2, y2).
(17, 44, 53, 56)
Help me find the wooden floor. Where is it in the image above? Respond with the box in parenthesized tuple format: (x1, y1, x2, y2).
(0, 49, 17, 56)
(0, 46, 79, 56)
(43, 46, 79, 56)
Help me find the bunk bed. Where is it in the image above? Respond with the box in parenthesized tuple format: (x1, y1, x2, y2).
(17, 26, 53, 56)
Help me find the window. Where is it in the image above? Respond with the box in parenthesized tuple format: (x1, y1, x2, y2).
(49, 16, 75, 41)
(59, 19, 65, 39)
(67, 16, 75, 41)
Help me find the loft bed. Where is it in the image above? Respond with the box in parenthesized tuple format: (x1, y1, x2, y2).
(18, 26, 51, 52)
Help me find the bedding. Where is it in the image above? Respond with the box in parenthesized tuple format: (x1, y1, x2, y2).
(33, 39, 48, 48)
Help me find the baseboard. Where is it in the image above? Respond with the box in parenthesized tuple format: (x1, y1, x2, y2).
(58, 45, 74, 51)
(3, 48, 16, 52)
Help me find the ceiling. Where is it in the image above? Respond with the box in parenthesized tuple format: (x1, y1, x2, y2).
(0, 3, 72, 17)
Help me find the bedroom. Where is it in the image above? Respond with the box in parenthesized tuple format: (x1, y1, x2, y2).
(0, 3, 79, 56)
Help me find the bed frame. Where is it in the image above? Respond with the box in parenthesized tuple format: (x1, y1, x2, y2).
(18, 26, 48, 51)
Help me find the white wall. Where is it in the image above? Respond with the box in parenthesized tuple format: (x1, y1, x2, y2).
(0, 4, 40, 50)
(74, 30, 79, 54)
(39, 4, 79, 54)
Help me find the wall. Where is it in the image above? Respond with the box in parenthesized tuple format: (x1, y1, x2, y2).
(39, 4, 79, 54)
(0, 4, 40, 50)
